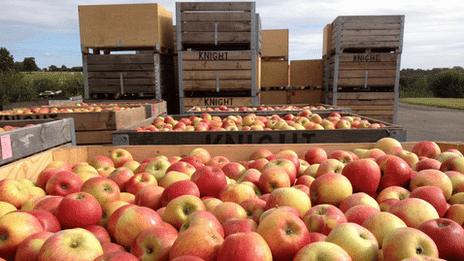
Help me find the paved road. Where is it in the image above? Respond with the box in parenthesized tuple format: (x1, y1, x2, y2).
(398, 103, 464, 141)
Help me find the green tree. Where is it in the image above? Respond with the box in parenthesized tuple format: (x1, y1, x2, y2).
(22, 57, 39, 71)
(430, 70, 464, 98)
(0, 47, 14, 72)
(48, 65, 58, 71)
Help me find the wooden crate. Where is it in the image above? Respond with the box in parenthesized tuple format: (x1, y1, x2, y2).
(185, 104, 351, 115)
(322, 24, 332, 57)
(261, 29, 288, 59)
(261, 60, 289, 88)
(181, 96, 258, 112)
(83, 52, 174, 99)
(290, 60, 323, 88)
(261, 90, 288, 105)
(288, 89, 323, 104)
(2, 142, 462, 181)
(176, 2, 259, 51)
(0, 118, 75, 166)
(113, 113, 407, 145)
(83, 100, 167, 118)
(328, 15, 405, 54)
(78, 3, 173, 51)
(328, 92, 396, 123)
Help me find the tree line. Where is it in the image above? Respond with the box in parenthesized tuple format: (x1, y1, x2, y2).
(400, 67, 464, 98)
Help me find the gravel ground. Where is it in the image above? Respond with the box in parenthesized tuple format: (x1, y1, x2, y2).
(398, 103, 464, 141)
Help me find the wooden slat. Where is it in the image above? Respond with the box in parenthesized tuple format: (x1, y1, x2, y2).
(183, 70, 251, 80)
(338, 70, 397, 78)
(333, 23, 402, 31)
(88, 71, 156, 79)
(0, 150, 55, 181)
(88, 78, 156, 86)
(86, 54, 154, 65)
(183, 80, 251, 90)
(183, 61, 252, 70)
(338, 77, 396, 86)
(337, 99, 394, 105)
(336, 92, 395, 100)
(76, 130, 113, 145)
(181, 12, 251, 22)
(340, 29, 402, 36)
(182, 50, 252, 61)
(87, 64, 155, 72)
(181, 21, 251, 32)
(180, 2, 252, 12)
(182, 97, 254, 107)
(181, 32, 250, 44)
(337, 16, 403, 24)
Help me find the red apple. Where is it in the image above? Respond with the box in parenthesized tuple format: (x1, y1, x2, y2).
(304, 147, 327, 164)
(90, 155, 115, 169)
(310, 173, 353, 206)
(110, 148, 133, 167)
(45, 170, 83, 196)
(180, 156, 205, 169)
(315, 159, 344, 177)
(191, 166, 227, 198)
(303, 204, 347, 235)
(410, 169, 453, 200)
(222, 218, 257, 237)
(101, 242, 124, 254)
(412, 141, 441, 159)
(329, 150, 357, 164)
(161, 180, 200, 207)
(410, 186, 449, 217)
(238, 168, 261, 185)
(0, 179, 30, 208)
(15, 231, 53, 261)
(27, 210, 61, 232)
(134, 185, 164, 210)
(222, 162, 246, 180)
(124, 172, 157, 195)
(0, 212, 43, 258)
(441, 157, 464, 174)
(345, 205, 380, 225)
(240, 198, 266, 223)
(189, 148, 211, 164)
(57, 192, 102, 228)
(32, 196, 63, 216)
(419, 218, 464, 261)
(81, 177, 120, 206)
(342, 159, 381, 196)
(264, 159, 297, 184)
(166, 162, 196, 177)
(130, 223, 178, 261)
(36, 168, 61, 189)
(377, 155, 412, 190)
(169, 227, 223, 261)
(95, 251, 138, 261)
(258, 167, 291, 193)
(84, 225, 111, 244)
(180, 210, 224, 237)
(389, 198, 440, 228)
(248, 158, 269, 171)
(217, 232, 272, 261)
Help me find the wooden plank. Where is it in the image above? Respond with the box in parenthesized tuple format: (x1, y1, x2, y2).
(337, 99, 394, 105)
(260, 90, 288, 105)
(290, 60, 323, 87)
(288, 89, 323, 104)
(341, 29, 402, 36)
(183, 70, 252, 80)
(334, 23, 402, 30)
(182, 50, 252, 61)
(338, 70, 397, 78)
(261, 29, 289, 58)
(0, 119, 75, 166)
(0, 150, 55, 181)
(181, 32, 250, 44)
(337, 16, 403, 24)
(86, 54, 154, 64)
(338, 77, 396, 86)
(183, 61, 252, 70)
(181, 12, 251, 22)
(87, 64, 156, 72)
(88, 71, 156, 78)
(336, 92, 395, 100)
(181, 21, 251, 32)
(76, 130, 113, 145)
(183, 79, 251, 91)
(88, 78, 157, 86)
(182, 97, 254, 107)
(180, 2, 252, 12)
(261, 61, 288, 87)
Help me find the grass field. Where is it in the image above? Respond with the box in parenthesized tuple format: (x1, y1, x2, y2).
(400, 98, 464, 110)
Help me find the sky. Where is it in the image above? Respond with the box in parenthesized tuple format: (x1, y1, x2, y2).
(0, 0, 463, 69)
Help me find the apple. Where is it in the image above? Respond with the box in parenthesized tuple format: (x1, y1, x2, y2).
(189, 148, 211, 164)
(412, 141, 441, 159)
(217, 232, 271, 261)
(446, 204, 464, 225)
(446, 171, 464, 194)
(169, 227, 223, 261)
(416, 158, 441, 171)
(389, 198, 440, 228)
(265, 187, 310, 218)
(57, 192, 102, 228)
(257, 209, 310, 261)
(36, 168, 61, 189)
(362, 211, 407, 248)
(162, 195, 206, 229)
(240, 198, 266, 223)
(353, 148, 386, 159)
(95, 251, 138, 261)
(295, 175, 314, 188)
(310, 173, 353, 205)
(258, 167, 291, 193)
(38, 228, 103, 261)
(81, 177, 120, 206)
(302, 164, 319, 177)
(249, 148, 273, 160)
(130, 223, 178, 261)
(410, 186, 449, 217)
(441, 157, 464, 173)
(203, 197, 223, 212)
(339, 192, 380, 212)
(135, 185, 164, 209)
(207, 156, 230, 169)
(159, 171, 190, 188)
(27, 209, 61, 232)
(212, 202, 247, 224)
(341, 159, 381, 196)
(191, 166, 227, 198)
(237, 168, 261, 185)
(101, 242, 124, 254)
(345, 205, 380, 225)
(45, 170, 83, 196)
(32, 196, 63, 216)
(170, 255, 205, 261)
(0, 212, 43, 258)
(304, 147, 328, 165)
(124, 172, 158, 195)
(329, 150, 357, 164)
(122, 160, 141, 173)
(166, 161, 196, 177)
(108, 205, 162, 247)
(382, 227, 439, 261)
(137, 158, 171, 181)
(222, 162, 246, 180)
(396, 150, 420, 168)
(263, 159, 297, 184)
(410, 169, 453, 200)
(0, 179, 29, 208)
(248, 158, 269, 171)
(377, 155, 411, 190)
(419, 218, 464, 261)
(375, 137, 403, 154)
(293, 241, 352, 261)
(376, 185, 410, 203)
(326, 222, 378, 261)
(222, 218, 257, 237)
(0, 202, 15, 218)
(110, 148, 133, 167)
(108, 167, 134, 190)
(180, 210, 224, 237)
(315, 159, 344, 177)
(99, 200, 129, 226)
(180, 156, 205, 169)
(303, 204, 347, 235)
(82, 225, 111, 244)
(119, 192, 135, 204)
(436, 151, 461, 163)
(15, 231, 53, 261)
(72, 163, 99, 182)
(90, 155, 114, 170)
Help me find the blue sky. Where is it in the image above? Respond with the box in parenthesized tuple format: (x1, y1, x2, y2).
(1, 0, 463, 69)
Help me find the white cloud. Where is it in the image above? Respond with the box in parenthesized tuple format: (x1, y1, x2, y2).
(0, 0, 463, 68)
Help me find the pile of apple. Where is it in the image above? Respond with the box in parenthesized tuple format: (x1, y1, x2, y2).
(187, 105, 333, 113)
(136, 111, 386, 132)
(0, 138, 463, 261)
(0, 124, 34, 133)
(0, 105, 134, 115)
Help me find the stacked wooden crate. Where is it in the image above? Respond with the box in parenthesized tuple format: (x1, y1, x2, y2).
(176, 2, 261, 112)
(323, 15, 405, 123)
(288, 59, 324, 104)
(260, 29, 289, 104)
(78, 3, 175, 100)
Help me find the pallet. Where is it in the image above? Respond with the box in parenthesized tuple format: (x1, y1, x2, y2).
(176, 2, 260, 51)
(327, 15, 405, 55)
(83, 52, 174, 100)
(0, 118, 75, 166)
(261, 29, 289, 59)
(2, 142, 463, 181)
(261, 60, 289, 88)
(290, 60, 323, 88)
(180, 96, 259, 112)
(113, 113, 406, 145)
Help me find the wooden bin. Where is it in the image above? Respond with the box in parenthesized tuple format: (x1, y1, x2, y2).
(290, 60, 323, 88)
(0, 118, 75, 166)
(1, 142, 462, 181)
(0, 107, 146, 145)
(261, 61, 289, 88)
(83, 100, 167, 118)
(261, 29, 289, 59)
(185, 104, 351, 115)
(113, 113, 407, 145)
(176, 2, 260, 51)
(181, 96, 258, 110)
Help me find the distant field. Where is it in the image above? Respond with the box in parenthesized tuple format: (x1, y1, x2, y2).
(22, 71, 82, 82)
(400, 98, 464, 110)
